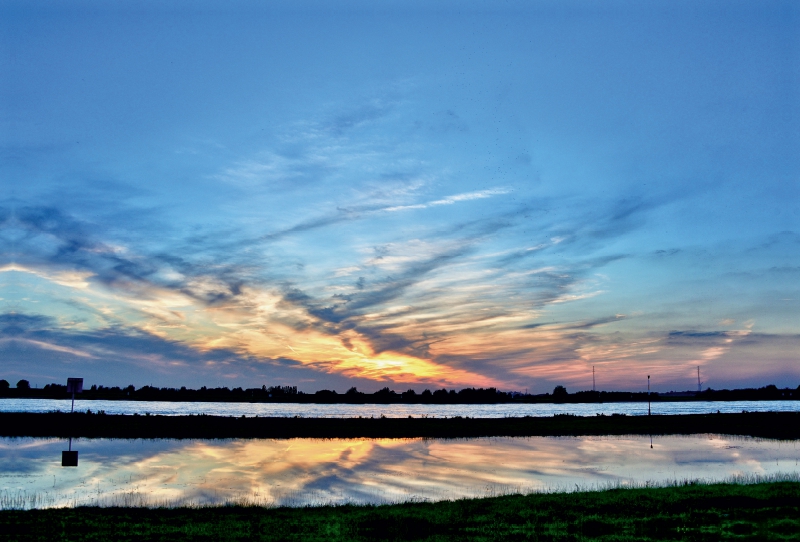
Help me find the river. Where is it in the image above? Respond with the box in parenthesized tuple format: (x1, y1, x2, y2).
(1, 398, 799, 418)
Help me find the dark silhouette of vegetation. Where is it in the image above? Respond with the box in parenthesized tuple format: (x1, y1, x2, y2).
(1, 481, 798, 541)
(0, 383, 512, 404)
(0, 379, 797, 404)
(0, 379, 8, 391)
(2, 411, 799, 440)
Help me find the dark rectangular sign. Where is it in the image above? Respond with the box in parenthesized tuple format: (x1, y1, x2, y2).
(61, 451, 78, 467)
(66, 378, 83, 394)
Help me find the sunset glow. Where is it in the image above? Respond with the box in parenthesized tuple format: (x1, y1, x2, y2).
(1, 0, 798, 392)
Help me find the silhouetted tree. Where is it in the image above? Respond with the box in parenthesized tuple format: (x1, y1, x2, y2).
(552, 385, 568, 401)
(16, 379, 30, 390)
(374, 387, 398, 403)
(0, 379, 9, 391)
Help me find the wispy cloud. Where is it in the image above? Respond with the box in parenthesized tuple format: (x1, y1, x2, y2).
(322, 98, 397, 136)
(0, 313, 373, 389)
(215, 152, 337, 190)
(383, 188, 511, 212)
(3, 87, 795, 393)
(0, 188, 671, 390)
(259, 189, 512, 241)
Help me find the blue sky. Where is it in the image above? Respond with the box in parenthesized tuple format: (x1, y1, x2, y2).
(1, 0, 798, 392)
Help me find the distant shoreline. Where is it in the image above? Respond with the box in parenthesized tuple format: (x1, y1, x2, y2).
(2, 411, 799, 439)
(1, 382, 797, 404)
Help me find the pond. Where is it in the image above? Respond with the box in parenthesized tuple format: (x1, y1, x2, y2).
(1, 435, 798, 509)
(2, 399, 799, 418)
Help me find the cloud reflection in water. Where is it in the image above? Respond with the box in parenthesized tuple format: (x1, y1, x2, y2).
(0, 435, 798, 509)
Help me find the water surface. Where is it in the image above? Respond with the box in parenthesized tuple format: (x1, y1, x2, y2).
(1, 435, 797, 509)
(2, 399, 798, 418)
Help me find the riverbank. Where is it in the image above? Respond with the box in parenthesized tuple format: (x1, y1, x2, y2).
(2, 411, 800, 439)
(2, 481, 798, 541)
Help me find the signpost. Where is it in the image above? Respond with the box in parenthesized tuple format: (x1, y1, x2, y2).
(66, 378, 83, 413)
(63, 378, 83, 467)
(648, 375, 653, 448)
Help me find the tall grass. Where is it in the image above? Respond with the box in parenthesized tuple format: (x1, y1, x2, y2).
(2, 472, 798, 511)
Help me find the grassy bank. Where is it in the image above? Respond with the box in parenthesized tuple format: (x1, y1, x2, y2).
(1, 411, 799, 439)
(1, 481, 798, 541)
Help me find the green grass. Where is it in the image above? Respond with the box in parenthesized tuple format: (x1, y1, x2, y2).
(2, 481, 799, 541)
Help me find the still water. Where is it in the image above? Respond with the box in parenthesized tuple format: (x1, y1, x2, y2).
(1, 435, 798, 509)
(2, 399, 799, 417)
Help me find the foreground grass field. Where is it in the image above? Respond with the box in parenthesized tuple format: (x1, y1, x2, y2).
(1, 481, 798, 541)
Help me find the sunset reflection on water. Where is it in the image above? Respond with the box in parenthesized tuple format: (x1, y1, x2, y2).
(1, 435, 798, 509)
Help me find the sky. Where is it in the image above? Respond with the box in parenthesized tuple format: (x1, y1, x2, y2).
(1, 0, 798, 393)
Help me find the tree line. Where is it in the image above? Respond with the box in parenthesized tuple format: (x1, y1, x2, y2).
(1, 379, 798, 403)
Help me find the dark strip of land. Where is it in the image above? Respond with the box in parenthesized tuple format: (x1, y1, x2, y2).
(1, 411, 799, 439)
(2, 383, 798, 403)
(2, 482, 798, 541)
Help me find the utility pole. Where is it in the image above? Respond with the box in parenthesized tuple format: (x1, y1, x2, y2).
(592, 366, 596, 392)
(697, 366, 701, 393)
(647, 375, 651, 416)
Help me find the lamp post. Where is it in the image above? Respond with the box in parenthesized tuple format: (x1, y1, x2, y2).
(647, 375, 651, 416)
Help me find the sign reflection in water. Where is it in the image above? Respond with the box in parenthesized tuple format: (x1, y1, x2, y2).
(0, 435, 798, 509)
(61, 438, 78, 467)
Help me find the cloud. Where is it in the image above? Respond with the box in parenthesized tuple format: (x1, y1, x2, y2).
(384, 188, 511, 212)
(266, 222, 627, 373)
(1, 201, 508, 387)
(4, 191, 798, 392)
(3, 205, 255, 308)
(259, 188, 512, 241)
(260, 204, 383, 241)
(0, 312, 382, 390)
(323, 99, 396, 136)
(4, 93, 793, 392)
(0, 186, 669, 387)
(213, 95, 403, 193)
(275, 244, 473, 353)
(214, 152, 337, 190)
